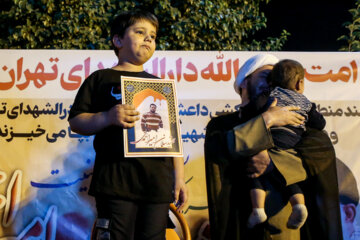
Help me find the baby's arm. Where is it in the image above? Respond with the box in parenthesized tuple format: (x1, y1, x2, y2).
(306, 103, 326, 130)
(69, 104, 140, 135)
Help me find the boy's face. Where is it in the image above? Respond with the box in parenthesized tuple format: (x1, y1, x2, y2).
(117, 20, 157, 65)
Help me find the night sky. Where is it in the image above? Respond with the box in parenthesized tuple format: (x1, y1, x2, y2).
(257, 0, 355, 51)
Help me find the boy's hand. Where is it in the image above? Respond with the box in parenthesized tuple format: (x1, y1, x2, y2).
(107, 104, 140, 128)
(174, 178, 188, 213)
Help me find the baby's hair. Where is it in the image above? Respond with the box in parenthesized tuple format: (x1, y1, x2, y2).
(270, 59, 304, 90)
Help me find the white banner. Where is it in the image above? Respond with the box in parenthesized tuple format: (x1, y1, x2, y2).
(0, 50, 359, 239)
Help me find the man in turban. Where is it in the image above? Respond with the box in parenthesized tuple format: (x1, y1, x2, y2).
(205, 53, 342, 239)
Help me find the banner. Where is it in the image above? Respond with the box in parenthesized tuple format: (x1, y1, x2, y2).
(1, 50, 360, 239)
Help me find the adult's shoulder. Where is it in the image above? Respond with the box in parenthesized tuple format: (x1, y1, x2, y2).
(206, 112, 240, 133)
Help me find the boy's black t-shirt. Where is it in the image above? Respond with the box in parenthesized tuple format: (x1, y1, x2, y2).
(68, 69, 174, 203)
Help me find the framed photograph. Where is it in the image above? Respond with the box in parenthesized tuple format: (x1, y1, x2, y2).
(121, 76, 183, 157)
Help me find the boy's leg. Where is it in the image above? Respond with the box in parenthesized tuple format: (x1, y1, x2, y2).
(248, 178, 268, 228)
(286, 184, 308, 229)
(94, 197, 138, 240)
(134, 202, 169, 240)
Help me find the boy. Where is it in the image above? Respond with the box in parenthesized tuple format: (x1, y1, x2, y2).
(246, 59, 326, 229)
(68, 11, 187, 240)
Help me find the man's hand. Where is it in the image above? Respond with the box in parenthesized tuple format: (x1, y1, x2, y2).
(262, 98, 305, 128)
(107, 104, 140, 128)
(247, 149, 272, 178)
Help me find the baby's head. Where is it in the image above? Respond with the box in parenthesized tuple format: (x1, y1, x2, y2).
(270, 59, 305, 93)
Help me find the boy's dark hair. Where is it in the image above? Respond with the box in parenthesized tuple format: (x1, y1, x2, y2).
(110, 10, 159, 55)
(270, 59, 304, 90)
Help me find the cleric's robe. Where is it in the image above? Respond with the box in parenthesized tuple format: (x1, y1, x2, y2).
(204, 112, 342, 240)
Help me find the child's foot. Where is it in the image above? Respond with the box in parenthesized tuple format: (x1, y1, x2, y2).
(247, 208, 267, 228)
(287, 204, 308, 229)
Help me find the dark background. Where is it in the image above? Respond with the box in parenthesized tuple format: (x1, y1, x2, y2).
(257, 0, 355, 51)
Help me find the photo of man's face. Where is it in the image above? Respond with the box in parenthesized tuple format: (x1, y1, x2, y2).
(150, 104, 157, 113)
(120, 76, 183, 157)
(337, 158, 360, 240)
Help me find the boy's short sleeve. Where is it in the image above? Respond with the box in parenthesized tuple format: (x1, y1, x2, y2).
(68, 72, 97, 120)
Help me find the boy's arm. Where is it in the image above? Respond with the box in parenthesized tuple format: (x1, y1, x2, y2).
(173, 157, 188, 212)
(69, 104, 140, 136)
(306, 103, 326, 130)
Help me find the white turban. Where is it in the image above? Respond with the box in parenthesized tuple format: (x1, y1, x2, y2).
(234, 53, 279, 94)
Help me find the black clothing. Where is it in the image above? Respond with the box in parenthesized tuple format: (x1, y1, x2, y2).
(243, 88, 326, 149)
(269, 87, 326, 148)
(94, 197, 169, 240)
(205, 112, 264, 239)
(247, 87, 326, 200)
(69, 69, 174, 203)
(250, 175, 303, 198)
(204, 111, 342, 240)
